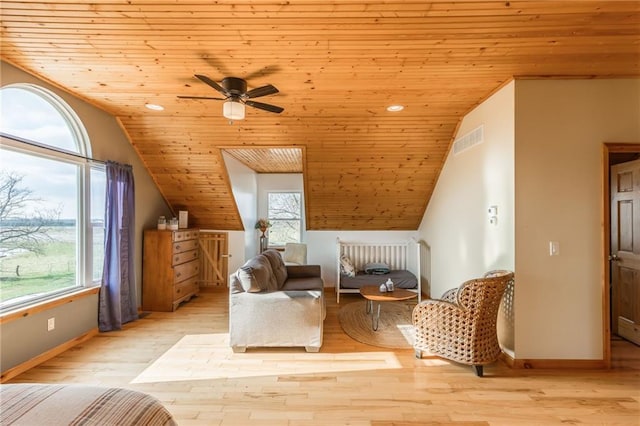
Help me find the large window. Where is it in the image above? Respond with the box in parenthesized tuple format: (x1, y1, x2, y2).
(0, 84, 105, 310)
(267, 192, 302, 246)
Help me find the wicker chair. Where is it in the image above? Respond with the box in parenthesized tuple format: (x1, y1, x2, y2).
(412, 270, 514, 376)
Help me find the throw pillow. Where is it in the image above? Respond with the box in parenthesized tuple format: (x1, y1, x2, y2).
(364, 262, 390, 275)
(340, 254, 356, 277)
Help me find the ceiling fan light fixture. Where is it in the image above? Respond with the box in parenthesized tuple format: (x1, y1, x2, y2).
(223, 99, 245, 120)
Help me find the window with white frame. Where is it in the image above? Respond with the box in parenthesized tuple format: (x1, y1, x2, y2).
(0, 84, 105, 311)
(267, 192, 302, 246)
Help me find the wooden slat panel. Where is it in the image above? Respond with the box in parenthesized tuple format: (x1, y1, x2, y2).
(1, 1, 638, 230)
(198, 231, 228, 287)
(223, 148, 303, 173)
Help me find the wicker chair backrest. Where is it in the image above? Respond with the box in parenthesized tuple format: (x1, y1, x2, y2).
(455, 272, 513, 318)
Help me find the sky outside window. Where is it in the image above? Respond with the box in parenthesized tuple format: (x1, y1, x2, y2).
(1, 86, 77, 152)
(1, 86, 80, 220)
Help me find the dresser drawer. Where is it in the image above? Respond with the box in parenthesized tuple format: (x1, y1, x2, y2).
(173, 276, 198, 302)
(172, 238, 198, 255)
(174, 258, 199, 283)
(173, 229, 199, 242)
(172, 249, 198, 266)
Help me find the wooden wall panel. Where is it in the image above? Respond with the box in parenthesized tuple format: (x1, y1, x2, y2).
(1, 1, 638, 230)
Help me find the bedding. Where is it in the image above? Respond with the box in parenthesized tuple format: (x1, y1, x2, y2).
(340, 269, 418, 289)
(0, 383, 177, 426)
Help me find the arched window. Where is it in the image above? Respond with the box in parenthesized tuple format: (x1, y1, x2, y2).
(0, 84, 105, 310)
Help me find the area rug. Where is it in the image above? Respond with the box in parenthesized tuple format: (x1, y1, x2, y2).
(338, 300, 415, 349)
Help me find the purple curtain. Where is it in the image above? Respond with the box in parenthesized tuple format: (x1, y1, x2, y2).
(98, 161, 137, 332)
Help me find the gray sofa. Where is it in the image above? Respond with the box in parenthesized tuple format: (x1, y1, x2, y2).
(229, 249, 325, 352)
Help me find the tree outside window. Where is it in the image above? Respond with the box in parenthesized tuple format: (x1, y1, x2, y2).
(267, 192, 301, 246)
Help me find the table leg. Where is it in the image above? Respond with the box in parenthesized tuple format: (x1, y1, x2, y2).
(372, 302, 381, 331)
(366, 299, 372, 314)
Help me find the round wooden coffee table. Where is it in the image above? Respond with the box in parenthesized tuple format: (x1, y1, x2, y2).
(360, 285, 418, 331)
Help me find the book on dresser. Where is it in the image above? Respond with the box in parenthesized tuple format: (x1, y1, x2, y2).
(142, 228, 200, 312)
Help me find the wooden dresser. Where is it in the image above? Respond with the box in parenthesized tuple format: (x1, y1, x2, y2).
(142, 228, 200, 312)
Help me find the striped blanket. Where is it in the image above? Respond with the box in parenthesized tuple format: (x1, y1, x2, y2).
(1, 384, 177, 426)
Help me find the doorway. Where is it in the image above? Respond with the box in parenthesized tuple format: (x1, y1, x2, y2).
(604, 143, 640, 368)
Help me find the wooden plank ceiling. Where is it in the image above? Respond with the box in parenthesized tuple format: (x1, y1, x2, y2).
(1, 1, 639, 231)
(223, 148, 303, 174)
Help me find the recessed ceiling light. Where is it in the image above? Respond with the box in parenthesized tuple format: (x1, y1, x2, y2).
(386, 105, 404, 112)
(145, 103, 164, 111)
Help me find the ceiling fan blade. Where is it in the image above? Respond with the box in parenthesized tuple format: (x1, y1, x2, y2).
(246, 84, 279, 99)
(245, 100, 284, 114)
(195, 74, 228, 95)
(177, 95, 226, 100)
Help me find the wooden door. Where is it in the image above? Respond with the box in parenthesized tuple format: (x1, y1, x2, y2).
(198, 231, 229, 287)
(611, 159, 640, 345)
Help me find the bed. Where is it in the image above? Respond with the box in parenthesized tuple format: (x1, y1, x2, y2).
(0, 383, 177, 426)
(336, 237, 421, 303)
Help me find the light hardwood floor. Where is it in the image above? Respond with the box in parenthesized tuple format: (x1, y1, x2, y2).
(9, 288, 640, 425)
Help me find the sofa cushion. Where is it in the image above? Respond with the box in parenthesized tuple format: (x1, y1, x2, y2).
(262, 249, 288, 288)
(237, 254, 278, 292)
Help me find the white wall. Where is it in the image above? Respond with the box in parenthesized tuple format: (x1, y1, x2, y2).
(418, 78, 640, 361)
(222, 152, 258, 260)
(419, 82, 516, 298)
(514, 79, 640, 359)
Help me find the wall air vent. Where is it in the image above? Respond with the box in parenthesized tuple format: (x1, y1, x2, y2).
(453, 125, 484, 155)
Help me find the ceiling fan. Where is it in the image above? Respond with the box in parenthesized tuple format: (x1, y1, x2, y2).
(178, 74, 284, 120)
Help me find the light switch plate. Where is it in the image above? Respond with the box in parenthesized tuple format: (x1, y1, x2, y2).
(549, 241, 560, 256)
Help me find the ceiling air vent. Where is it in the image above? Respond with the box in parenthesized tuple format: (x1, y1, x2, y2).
(453, 125, 484, 155)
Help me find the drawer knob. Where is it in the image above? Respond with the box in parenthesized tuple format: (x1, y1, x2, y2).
(175, 245, 181, 250)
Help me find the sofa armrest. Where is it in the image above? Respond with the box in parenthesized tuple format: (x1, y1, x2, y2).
(286, 264, 321, 278)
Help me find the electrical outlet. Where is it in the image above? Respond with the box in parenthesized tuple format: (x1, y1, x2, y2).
(47, 317, 55, 331)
